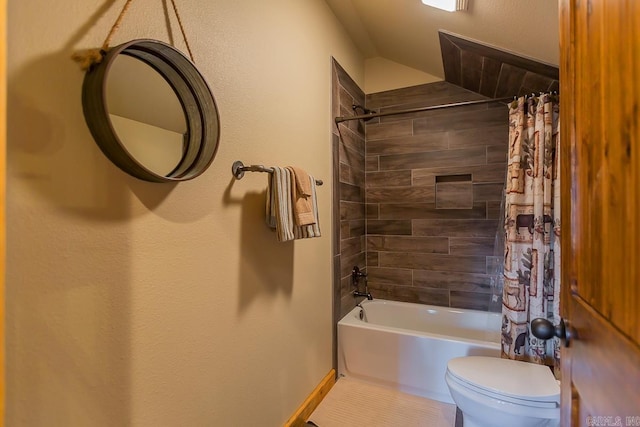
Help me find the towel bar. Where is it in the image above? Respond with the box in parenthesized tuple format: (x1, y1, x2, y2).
(232, 161, 323, 186)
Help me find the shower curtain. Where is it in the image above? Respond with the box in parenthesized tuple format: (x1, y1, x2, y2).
(501, 94, 560, 366)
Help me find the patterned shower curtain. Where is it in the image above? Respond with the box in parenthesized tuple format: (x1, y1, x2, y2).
(501, 94, 560, 366)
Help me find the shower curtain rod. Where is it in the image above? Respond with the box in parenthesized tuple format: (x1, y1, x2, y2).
(334, 96, 514, 124)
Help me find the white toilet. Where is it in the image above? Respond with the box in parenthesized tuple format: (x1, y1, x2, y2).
(445, 356, 560, 427)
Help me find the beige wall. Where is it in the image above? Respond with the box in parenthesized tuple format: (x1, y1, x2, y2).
(6, 1, 363, 426)
(364, 56, 441, 94)
(1, 0, 6, 423)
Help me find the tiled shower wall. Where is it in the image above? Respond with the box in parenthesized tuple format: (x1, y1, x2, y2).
(331, 59, 509, 323)
(364, 81, 508, 311)
(331, 59, 366, 324)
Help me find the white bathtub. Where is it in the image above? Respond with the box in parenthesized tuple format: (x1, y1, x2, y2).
(337, 299, 501, 404)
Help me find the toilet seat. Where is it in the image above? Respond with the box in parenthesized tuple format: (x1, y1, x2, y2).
(446, 356, 560, 409)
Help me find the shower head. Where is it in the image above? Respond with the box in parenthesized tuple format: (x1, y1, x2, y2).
(352, 104, 377, 121)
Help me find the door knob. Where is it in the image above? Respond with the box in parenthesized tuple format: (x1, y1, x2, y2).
(531, 318, 575, 347)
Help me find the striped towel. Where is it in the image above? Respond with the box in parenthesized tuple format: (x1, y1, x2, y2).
(266, 167, 321, 242)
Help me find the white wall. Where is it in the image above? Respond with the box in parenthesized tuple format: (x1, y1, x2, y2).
(6, 1, 363, 425)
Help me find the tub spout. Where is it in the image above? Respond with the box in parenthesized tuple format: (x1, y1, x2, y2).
(353, 290, 373, 300)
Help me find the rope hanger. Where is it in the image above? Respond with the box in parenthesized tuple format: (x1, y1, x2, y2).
(72, 0, 195, 70)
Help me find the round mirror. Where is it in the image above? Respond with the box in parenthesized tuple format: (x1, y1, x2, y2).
(106, 54, 187, 176)
(81, 39, 220, 182)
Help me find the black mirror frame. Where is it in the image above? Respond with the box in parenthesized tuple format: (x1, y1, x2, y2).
(81, 39, 220, 182)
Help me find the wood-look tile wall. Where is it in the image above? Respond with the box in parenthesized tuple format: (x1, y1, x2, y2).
(439, 31, 560, 99)
(331, 59, 366, 323)
(364, 81, 507, 311)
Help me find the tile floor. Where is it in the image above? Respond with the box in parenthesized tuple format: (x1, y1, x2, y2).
(308, 377, 459, 427)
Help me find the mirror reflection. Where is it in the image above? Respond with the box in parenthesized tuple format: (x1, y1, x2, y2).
(105, 54, 187, 176)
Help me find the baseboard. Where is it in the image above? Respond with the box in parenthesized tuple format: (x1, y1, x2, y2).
(284, 369, 336, 427)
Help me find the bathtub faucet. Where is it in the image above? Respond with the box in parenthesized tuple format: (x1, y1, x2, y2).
(352, 266, 367, 285)
(353, 290, 373, 300)
(352, 266, 373, 300)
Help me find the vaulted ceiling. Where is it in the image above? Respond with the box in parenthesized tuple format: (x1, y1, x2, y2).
(325, 0, 559, 79)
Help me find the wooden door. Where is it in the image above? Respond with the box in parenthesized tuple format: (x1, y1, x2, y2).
(559, 0, 640, 425)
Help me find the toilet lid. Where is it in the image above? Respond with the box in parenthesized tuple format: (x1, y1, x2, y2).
(447, 356, 560, 404)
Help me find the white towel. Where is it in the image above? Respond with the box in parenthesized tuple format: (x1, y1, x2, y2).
(266, 167, 321, 242)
